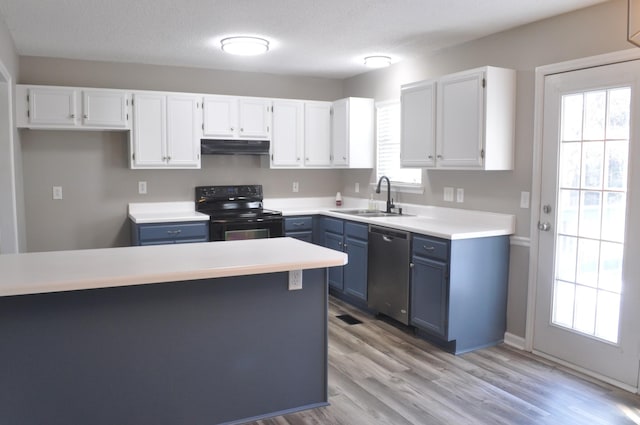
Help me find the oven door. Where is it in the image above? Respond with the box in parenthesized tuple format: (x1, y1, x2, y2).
(210, 218, 284, 241)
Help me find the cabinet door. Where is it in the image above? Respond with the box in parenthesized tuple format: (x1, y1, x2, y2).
(304, 102, 331, 167)
(401, 81, 436, 167)
(238, 98, 271, 139)
(410, 255, 448, 338)
(324, 231, 344, 290)
(166, 95, 201, 168)
(344, 235, 367, 301)
(83, 90, 128, 128)
(28, 87, 77, 126)
(203, 96, 237, 138)
(436, 70, 484, 169)
(271, 100, 303, 167)
(331, 98, 349, 166)
(132, 93, 167, 167)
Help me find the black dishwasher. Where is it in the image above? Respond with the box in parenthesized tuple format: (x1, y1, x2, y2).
(367, 225, 411, 325)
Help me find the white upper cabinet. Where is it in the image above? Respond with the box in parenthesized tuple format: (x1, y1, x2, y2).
(331, 97, 374, 168)
(238, 98, 271, 139)
(131, 92, 201, 169)
(401, 66, 515, 170)
(203, 95, 271, 140)
(304, 101, 332, 167)
(16, 85, 130, 130)
(270, 100, 304, 168)
(82, 90, 128, 128)
(400, 80, 436, 168)
(166, 95, 202, 167)
(203, 95, 236, 138)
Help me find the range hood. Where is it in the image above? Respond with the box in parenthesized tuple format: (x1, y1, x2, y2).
(201, 139, 270, 155)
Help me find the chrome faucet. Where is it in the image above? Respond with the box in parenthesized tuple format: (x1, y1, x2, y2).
(375, 175, 394, 213)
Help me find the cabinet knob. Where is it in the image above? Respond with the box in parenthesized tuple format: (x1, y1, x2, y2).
(343, 156, 346, 160)
(437, 155, 443, 159)
(297, 157, 301, 161)
(410, 263, 414, 269)
(83, 114, 88, 119)
(70, 114, 75, 118)
(305, 157, 309, 161)
(167, 156, 171, 161)
(240, 128, 244, 132)
(428, 155, 434, 159)
(230, 127, 234, 131)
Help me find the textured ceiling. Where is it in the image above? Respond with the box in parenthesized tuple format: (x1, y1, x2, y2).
(0, 0, 608, 79)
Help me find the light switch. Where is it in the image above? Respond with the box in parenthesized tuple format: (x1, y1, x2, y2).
(520, 191, 530, 209)
(292, 182, 299, 193)
(138, 181, 147, 195)
(52, 186, 63, 200)
(355, 182, 360, 193)
(444, 187, 454, 202)
(456, 188, 464, 203)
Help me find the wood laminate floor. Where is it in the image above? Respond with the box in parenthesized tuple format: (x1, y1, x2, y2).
(248, 296, 640, 425)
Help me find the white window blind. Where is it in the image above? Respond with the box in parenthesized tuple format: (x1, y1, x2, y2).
(376, 101, 422, 185)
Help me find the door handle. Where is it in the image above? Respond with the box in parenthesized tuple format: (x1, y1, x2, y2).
(538, 221, 552, 231)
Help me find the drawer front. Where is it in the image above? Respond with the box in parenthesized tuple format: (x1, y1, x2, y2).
(139, 222, 209, 242)
(344, 221, 368, 240)
(322, 217, 344, 234)
(284, 216, 313, 232)
(412, 234, 449, 262)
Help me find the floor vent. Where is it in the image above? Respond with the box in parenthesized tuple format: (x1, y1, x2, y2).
(336, 314, 363, 325)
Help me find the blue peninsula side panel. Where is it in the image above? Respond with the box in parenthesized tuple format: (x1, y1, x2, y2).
(0, 269, 328, 425)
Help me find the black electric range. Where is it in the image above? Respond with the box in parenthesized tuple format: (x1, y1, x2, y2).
(195, 185, 284, 241)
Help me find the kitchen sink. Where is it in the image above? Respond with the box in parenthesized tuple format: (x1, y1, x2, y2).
(330, 209, 413, 218)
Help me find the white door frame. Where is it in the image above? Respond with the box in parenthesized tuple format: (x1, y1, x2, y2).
(0, 58, 19, 254)
(526, 47, 640, 389)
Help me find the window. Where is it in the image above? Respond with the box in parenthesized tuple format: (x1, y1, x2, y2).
(376, 100, 422, 188)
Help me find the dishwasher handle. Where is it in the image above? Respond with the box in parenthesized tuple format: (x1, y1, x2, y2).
(369, 225, 410, 240)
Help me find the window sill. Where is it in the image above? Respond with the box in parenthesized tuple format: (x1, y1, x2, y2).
(369, 182, 424, 195)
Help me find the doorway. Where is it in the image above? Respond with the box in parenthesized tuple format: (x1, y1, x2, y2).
(532, 59, 640, 391)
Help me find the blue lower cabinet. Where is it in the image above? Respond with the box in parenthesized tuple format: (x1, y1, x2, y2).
(410, 233, 510, 354)
(131, 221, 209, 246)
(320, 217, 368, 303)
(325, 231, 344, 290)
(283, 216, 315, 243)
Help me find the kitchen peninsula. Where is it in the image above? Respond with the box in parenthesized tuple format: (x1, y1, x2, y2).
(0, 238, 347, 425)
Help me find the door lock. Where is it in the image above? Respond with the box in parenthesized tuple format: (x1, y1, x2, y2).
(542, 204, 552, 214)
(538, 221, 552, 231)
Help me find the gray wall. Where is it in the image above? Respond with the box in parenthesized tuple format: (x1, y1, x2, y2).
(341, 0, 631, 337)
(19, 58, 345, 251)
(0, 12, 24, 253)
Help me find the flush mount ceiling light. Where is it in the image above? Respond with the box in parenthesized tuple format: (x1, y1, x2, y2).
(364, 56, 392, 68)
(221, 36, 269, 56)
(629, 0, 640, 47)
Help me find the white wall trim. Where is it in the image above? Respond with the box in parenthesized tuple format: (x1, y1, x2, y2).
(509, 236, 530, 248)
(0, 58, 18, 254)
(525, 47, 640, 353)
(533, 350, 639, 394)
(503, 332, 526, 350)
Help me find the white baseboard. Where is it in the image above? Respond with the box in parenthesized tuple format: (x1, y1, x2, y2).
(503, 332, 526, 350)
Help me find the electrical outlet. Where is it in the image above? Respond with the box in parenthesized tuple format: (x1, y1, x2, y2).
(355, 182, 360, 193)
(292, 182, 299, 193)
(138, 181, 147, 195)
(289, 270, 303, 290)
(456, 188, 464, 203)
(52, 186, 63, 200)
(520, 191, 530, 209)
(444, 187, 454, 202)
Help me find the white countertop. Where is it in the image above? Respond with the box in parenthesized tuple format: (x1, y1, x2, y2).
(0, 238, 348, 297)
(265, 197, 515, 240)
(127, 198, 515, 240)
(128, 202, 209, 224)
